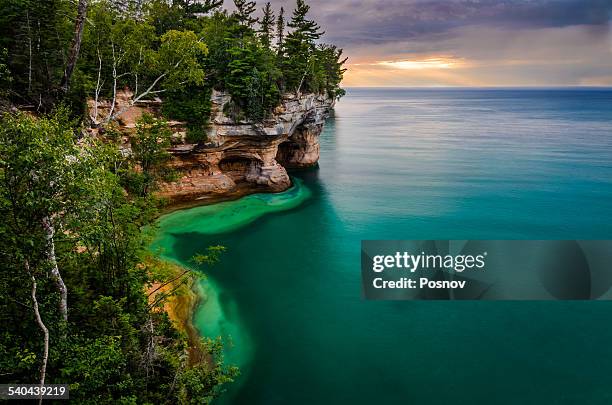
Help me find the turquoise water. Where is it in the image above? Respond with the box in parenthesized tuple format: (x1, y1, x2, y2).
(155, 88, 612, 404)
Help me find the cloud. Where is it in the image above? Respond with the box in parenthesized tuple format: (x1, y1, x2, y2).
(245, 1, 612, 86)
(344, 24, 612, 86)
(264, 0, 612, 46)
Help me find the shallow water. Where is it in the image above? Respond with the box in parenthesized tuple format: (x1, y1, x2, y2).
(154, 88, 612, 404)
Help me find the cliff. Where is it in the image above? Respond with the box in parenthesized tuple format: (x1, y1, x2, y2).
(156, 91, 334, 206)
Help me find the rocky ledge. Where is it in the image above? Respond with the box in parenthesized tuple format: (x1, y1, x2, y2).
(157, 91, 334, 206)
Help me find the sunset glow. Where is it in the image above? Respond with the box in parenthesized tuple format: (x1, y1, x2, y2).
(375, 57, 465, 70)
(268, 0, 612, 87)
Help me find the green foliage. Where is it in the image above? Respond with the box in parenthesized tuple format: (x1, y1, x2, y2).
(0, 108, 94, 241)
(157, 30, 208, 90)
(0, 112, 238, 403)
(276, 7, 285, 59)
(311, 44, 348, 99)
(61, 335, 131, 400)
(226, 37, 281, 121)
(124, 113, 175, 196)
(177, 0, 224, 18)
(177, 337, 239, 405)
(81, 4, 208, 124)
(0, 1, 346, 403)
(283, 0, 323, 94)
(162, 86, 213, 144)
(0, 0, 73, 108)
(0, 47, 11, 95)
(259, 2, 275, 47)
(177, 1, 345, 121)
(233, 0, 258, 28)
(1, 0, 345, 121)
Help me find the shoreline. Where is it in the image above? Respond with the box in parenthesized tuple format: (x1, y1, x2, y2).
(157, 181, 294, 214)
(151, 176, 313, 368)
(146, 258, 207, 365)
(157, 165, 318, 214)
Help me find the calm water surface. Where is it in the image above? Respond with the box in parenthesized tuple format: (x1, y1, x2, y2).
(154, 88, 612, 405)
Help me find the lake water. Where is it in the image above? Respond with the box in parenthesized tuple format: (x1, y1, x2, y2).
(153, 88, 612, 404)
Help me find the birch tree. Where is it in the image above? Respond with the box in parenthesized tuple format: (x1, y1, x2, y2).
(0, 111, 100, 323)
(107, 29, 207, 122)
(83, 4, 207, 124)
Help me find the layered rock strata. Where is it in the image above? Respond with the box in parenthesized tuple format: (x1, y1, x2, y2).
(157, 91, 333, 205)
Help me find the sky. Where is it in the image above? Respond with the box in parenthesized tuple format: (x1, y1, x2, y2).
(249, 0, 612, 87)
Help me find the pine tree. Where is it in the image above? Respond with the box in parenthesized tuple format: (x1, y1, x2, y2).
(233, 0, 258, 28)
(178, 0, 224, 17)
(283, 0, 324, 94)
(276, 6, 285, 55)
(259, 2, 274, 47)
(287, 0, 323, 48)
(314, 44, 347, 98)
(202, 0, 224, 13)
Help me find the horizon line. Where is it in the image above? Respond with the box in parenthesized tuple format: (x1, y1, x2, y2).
(342, 85, 612, 89)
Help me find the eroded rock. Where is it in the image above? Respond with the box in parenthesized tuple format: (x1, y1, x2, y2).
(158, 91, 334, 205)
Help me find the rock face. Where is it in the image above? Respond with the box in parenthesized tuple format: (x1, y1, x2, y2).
(157, 91, 334, 206)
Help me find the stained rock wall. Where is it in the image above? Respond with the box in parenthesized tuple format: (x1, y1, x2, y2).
(157, 91, 334, 205)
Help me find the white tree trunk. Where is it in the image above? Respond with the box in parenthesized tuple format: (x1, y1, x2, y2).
(42, 216, 68, 322)
(107, 42, 118, 123)
(30, 269, 49, 405)
(92, 49, 103, 124)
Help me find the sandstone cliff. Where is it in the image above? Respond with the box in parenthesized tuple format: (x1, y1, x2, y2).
(157, 91, 334, 206)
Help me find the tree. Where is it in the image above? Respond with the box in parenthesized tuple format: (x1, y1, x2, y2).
(0, 0, 73, 109)
(61, 0, 88, 94)
(98, 27, 208, 123)
(81, 3, 159, 123)
(283, 0, 324, 94)
(177, 0, 223, 17)
(0, 47, 11, 96)
(177, 337, 239, 404)
(126, 113, 174, 196)
(275, 6, 285, 55)
(287, 0, 323, 45)
(226, 36, 281, 121)
(233, 0, 257, 28)
(313, 44, 347, 98)
(259, 2, 274, 47)
(0, 111, 89, 323)
(0, 110, 102, 386)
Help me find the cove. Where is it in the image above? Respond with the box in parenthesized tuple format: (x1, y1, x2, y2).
(154, 89, 612, 405)
(151, 177, 313, 371)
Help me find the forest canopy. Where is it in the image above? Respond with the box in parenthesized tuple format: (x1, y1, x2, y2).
(0, 0, 347, 124)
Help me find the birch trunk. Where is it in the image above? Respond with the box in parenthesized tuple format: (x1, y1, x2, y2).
(29, 269, 49, 405)
(42, 216, 68, 322)
(92, 49, 103, 124)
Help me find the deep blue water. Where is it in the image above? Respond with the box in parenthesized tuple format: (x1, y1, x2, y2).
(158, 88, 612, 404)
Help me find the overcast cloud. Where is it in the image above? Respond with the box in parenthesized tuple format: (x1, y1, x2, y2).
(240, 0, 612, 86)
